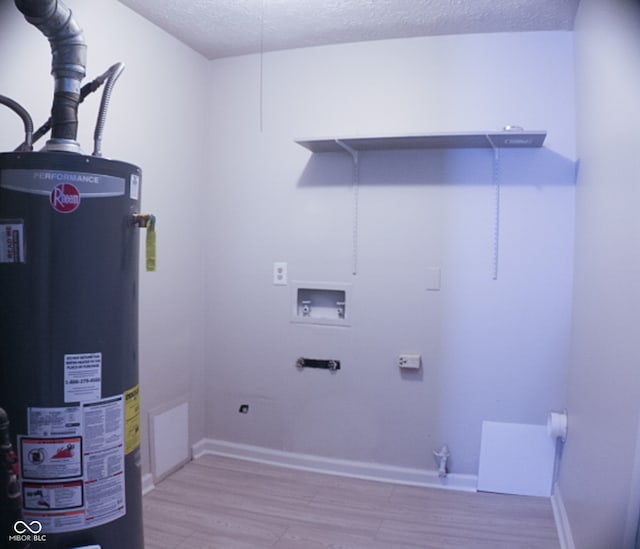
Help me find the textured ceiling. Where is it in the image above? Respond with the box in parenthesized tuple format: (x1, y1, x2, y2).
(117, 0, 580, 60)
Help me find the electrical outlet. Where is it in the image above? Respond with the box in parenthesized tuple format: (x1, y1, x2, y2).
(273, 262, 287, 285)
(398, 354, 421, 369)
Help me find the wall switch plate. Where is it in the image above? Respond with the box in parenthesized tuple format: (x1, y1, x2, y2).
(273, 262, 287, 285)
(398, 354, 421, 369)
(426, 267, 441, 291)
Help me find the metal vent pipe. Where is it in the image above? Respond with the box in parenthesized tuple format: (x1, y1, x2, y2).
(14, 0, 86, 152)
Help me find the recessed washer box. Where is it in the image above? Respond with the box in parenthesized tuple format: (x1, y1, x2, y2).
(291, 282, 351, 326)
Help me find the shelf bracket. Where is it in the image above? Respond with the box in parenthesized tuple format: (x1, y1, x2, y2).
(334, 139, 358, 163)
(336, 140, 361, 276)
(486, 135, 501, 281)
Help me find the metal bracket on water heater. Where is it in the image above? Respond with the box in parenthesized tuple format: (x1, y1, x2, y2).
(132, 213, 154, 228)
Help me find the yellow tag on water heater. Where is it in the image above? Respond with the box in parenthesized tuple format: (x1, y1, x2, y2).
(145, 215, 156, 272)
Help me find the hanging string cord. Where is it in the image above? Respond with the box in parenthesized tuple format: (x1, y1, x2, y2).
(259, 0, 265, 132)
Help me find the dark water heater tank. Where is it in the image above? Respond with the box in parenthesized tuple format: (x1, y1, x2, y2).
(0, 151, 144, 548)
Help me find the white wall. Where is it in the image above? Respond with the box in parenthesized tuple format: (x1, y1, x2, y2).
(0, 0, 583, 492)
(0, 0, 209, 476)
(204, 32, 576, 474)
(560, 1, 640, 547)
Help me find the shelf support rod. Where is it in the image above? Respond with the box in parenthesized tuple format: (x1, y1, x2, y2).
(486, 135, 501, 281)
(336, 140, 361, 276)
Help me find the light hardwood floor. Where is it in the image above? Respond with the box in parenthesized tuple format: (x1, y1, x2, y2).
(143, 454, 560, 548)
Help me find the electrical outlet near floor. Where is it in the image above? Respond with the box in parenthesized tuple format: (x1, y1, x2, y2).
(398, 354, 421, 369)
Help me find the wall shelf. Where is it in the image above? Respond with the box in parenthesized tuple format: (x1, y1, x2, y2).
(295, 130, 546, 153)
(295, 129, 547, 281)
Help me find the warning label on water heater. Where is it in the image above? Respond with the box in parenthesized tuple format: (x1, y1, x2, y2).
(21, 395, 126, 533)
(81, 396, 126, 528)
(64, 353, 102, 403)
(20, 437, 83, 480)
(23, 479, 84, 511)
(0, 220, 25, 263)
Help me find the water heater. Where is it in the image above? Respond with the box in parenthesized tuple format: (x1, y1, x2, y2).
(0, 2, 146, 547)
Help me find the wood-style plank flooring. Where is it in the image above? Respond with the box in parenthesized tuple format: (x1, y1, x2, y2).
(143, 454, 560, 549)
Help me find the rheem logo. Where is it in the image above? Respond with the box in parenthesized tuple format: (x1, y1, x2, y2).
(50, 182, 81, 213)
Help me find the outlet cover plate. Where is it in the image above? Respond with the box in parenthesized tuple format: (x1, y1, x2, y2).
(273, 262, 287, 285)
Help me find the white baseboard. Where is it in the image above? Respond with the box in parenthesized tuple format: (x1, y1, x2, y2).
(192, 438, 477, 492)
(142, 473, 155, 496)
(551, 483, 575, 549)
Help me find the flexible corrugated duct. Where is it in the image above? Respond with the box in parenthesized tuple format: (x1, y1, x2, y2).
(14, 0, 86, 151)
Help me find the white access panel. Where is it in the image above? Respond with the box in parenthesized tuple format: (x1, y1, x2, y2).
(150, 400, 190, 482)
(477, 421, 556, 497)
